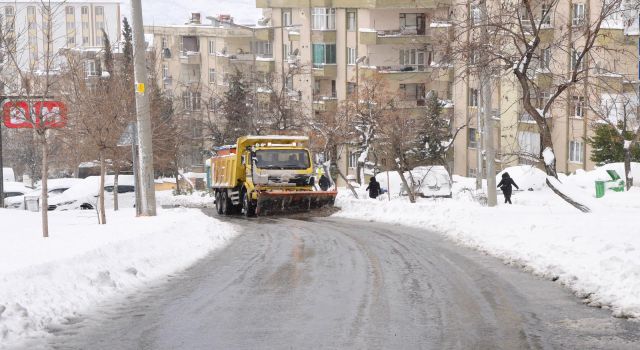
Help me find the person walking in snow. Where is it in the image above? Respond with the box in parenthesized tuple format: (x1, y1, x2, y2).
(497, 172, 519, 204)
(319, 174, 331, 191)
(366, 177, 381, 199)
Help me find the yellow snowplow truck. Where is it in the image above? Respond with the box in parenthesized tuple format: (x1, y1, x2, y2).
(209, 135, 337, 217)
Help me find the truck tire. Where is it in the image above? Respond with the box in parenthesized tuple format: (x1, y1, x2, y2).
(215, 192, 223, 215)
(222, 191, 232, 215)
(242, 191, 256, 217)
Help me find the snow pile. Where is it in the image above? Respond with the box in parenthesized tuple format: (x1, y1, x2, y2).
(497, 166, 547, 191)
(0, 208, 237, 347)
(156, 190, 215, 208)
(335, 164, 640, 318)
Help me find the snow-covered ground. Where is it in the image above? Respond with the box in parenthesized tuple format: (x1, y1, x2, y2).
(335, 163, 640, 318)
(156, 190, 215, 208)
(0, 208, 237, 348)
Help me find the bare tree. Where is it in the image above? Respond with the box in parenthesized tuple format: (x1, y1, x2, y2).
(61, 31, 129, 224)
(0, 1, 68, 237)
(451, 0, 630, 176)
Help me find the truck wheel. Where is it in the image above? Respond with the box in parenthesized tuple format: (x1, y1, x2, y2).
(242, 191, 256, 217)
(215, 192, 223, 215)
(222, 191, 232, 215)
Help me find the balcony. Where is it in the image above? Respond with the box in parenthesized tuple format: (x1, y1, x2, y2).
(313, 96, 338, 112)
(255, 28, 274, 41)
(179, 51, 201, 65)
(256, 58, 275, 72)
(311, 30, 336, 43)
(359, 28, 433, 45)
(312, 64, 337, 78)
(360, 65, 431, 81)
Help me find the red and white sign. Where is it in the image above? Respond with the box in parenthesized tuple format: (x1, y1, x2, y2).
(2, 100, 67, 129)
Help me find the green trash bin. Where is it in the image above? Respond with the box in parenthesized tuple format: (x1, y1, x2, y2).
(595, 180, 605, 198)
(605, 170, 625, 192)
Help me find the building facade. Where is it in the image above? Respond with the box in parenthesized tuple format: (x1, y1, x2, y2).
(256, 0, 454, 180)
(0, 1, 120, 76)
(144, 14, 275, 168)
(452, 0, 640, 177)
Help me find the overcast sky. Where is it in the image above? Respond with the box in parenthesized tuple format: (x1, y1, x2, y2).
(122, 0, 263, 26)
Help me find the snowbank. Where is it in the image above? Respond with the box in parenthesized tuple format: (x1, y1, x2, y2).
(334, 167, 640, 318)
(0, 208, 237, 347)
(156, 190, 215, 208)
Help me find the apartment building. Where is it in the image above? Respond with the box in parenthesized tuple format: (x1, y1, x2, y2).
(145, 14, 274, 168)
(452, 0, 640, 177)
(256, 0, 454, 179)
(0, 1, 120, 75)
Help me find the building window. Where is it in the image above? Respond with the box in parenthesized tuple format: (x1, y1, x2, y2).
(541, 4, 552, 25)
(66, 6, 74, 15)
(312, 8, 336, 30)
(95, 6, 104, 16)
(253, 41, 273, 58)
(399, 83, 425, 101)
(517, 131, 541, 156)
(572, 3, 585, 26)
(67, 36, 76, 45)
(282, 8, 292, 26)
(468, 88, 479, 107)
(208, 39, 215, 55)
(348, 151, 358, 168)
(283, 43, 291, 58)
(537, 91, 551, 109)
(468, 168, 477, 177)
(4, 6, 14, 16)
(347, 10, 356, 31)
(209, 68, 216, 83)
(312, 43, 336, 67)
(569, 140, 584, 163)
(182, 91, 201, 111)
(468, 128, 478, 148)
(85, 60, 98, 77)
(27, 6, 35, 16)
(571, 48, 584, 71)
(471, 6, 481, 25)
(162, 63, 169, 79)
(572, 96, 585, 117)
(540, 47, 551, 70)
(399, 48, 425, 69)
(81, 6, 88, 15)
(347, 47, 356, 65)
(400, 13, 425, 34)
(347, 82, 356, 96)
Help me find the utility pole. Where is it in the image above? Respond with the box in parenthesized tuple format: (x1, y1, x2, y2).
(131, 0, 157, 216)
(480, 0, 497, 206)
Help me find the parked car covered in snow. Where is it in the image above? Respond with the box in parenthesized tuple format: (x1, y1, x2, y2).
(6, 178, 83, 210)
(2, 181, 31, 208)
(48, 175, 135, 211)
(405, 166, 452, 198)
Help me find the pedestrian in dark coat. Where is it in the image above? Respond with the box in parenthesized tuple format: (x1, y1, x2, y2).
(497, 172, 519, 204)
(319, 174, 331, 191)
(366, 177, 381, 199)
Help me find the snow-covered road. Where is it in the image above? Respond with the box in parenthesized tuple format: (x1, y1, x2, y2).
(31, 213, 640, 350)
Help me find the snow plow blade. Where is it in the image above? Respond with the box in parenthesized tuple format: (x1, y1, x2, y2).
(255, 190, 337, 216)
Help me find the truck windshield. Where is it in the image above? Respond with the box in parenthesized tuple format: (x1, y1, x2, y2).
(254, 149, 311, 170)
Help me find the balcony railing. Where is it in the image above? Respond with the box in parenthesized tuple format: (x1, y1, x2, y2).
(179, 51, 201, 65)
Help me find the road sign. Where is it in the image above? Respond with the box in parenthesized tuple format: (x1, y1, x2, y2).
(2, 100, 67, 129)
(135, 83, 145, 94)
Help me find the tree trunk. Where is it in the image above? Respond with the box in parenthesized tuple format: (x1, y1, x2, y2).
(624, 148, 633, 190)
(331, 158, 358, 198)
(174, 170, 181, 194)
(397, 169, 416, 203)
(98, 151, 107, 225)
(40, 133, 49, 238)
(113, 168, 119, 211)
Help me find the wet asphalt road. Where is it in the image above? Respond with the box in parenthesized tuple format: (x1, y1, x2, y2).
(34, 210, 640, 349)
